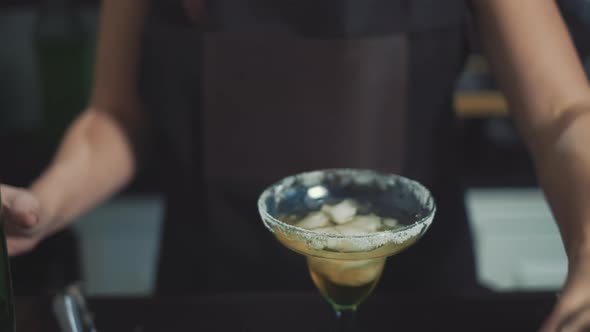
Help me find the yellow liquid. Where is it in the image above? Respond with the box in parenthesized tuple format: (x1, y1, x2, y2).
(275, 230, 418, 260)
(273, 209, 423, 309)
(307, 257, 385, 310)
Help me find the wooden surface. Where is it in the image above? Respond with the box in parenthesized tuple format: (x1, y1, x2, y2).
(455, 91, 508, 118)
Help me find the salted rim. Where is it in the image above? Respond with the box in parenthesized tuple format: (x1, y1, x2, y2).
(257, 168, 436, 240)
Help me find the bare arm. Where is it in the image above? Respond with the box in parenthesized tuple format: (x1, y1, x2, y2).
(475, 0, 590, 253)
(2, 0, 149, 254)
(473, 0, 590, 329)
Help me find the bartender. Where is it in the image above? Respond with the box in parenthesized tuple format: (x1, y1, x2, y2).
(2, 1, 590, 330)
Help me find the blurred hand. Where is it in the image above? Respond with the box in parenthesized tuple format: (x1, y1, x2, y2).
(540, 253, 590, 332)
(0, 184, 46, 256)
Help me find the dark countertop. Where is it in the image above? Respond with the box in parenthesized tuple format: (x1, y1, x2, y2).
(16, 291, 555, 332)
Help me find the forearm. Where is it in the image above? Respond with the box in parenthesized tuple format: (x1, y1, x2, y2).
(474, 0, 590, 259)
(31, 0, 150, 233)
(31, 108, 137, 234)
(530, 103, 590, 259)
(471, 0, 590, 327)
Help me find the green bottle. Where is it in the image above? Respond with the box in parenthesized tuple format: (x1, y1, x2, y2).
(0, 191, 16, 332)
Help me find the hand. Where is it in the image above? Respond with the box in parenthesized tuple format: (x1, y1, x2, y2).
(540, 253, 590, 331)
(0, 184, 47, 256)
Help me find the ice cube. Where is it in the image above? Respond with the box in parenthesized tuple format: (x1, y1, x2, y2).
(313, 216, 381, 252)
(313, 227, 355, 252)
(347, 214, 381, 232)
(296, 211, 331, 230)
(324, 215, 381, 237)
(382, 218, 400, 229)
(321, 200, 358, 224)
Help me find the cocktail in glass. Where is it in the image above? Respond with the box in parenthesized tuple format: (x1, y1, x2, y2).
(258, 169, 435, 331)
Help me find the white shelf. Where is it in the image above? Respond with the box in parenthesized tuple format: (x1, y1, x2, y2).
(465, 188, 567, 291)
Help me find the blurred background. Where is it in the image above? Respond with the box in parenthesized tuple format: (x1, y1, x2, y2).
(0, 0, 589, 296)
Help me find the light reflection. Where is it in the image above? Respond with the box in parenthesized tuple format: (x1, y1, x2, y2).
(307, 185, 328, 199)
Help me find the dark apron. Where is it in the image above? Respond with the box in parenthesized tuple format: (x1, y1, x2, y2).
(140, 0, 477, 294)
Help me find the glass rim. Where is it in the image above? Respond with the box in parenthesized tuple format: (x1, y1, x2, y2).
(257, 168, 436, 240)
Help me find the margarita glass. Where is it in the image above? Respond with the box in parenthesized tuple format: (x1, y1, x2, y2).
(258, 169, 435, 331)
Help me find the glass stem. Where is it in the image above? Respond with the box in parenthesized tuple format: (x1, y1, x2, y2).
(332, 308, 358, 332)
